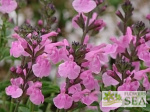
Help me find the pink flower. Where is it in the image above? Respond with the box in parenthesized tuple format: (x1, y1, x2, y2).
(143, 75, 150, 90)
(53, 83, 73, 109)
(102, 72, 119, 87)
(80, 70, 99, 91)
(10, 77, 24, 86)
(10, 40, 27, 57)
(32, 54, 51, 78)
(46, 46, 59, 64)
(102, 65, 121, 87)
(118, 77, 140, 91)
(68, 84, 82, 102)
(72, 0, 96, 13)
(110, 27, 135, 58)
(81, 89, 99, 106)
(5, 77, 23, 98)
(85, 46, 108, 74)
(134, 68, 150, 80)
(137, 43, 150, 67)
(146, 14, 150, 20)
(27, 81, 44, 105)
(45, 41, 69, 62)
(68, 83, 81, 94)
(41, 31, 58, 42)
(6, 85, 23, 98)
(0, 0, 17, 14)
(58, 56, 81, 79)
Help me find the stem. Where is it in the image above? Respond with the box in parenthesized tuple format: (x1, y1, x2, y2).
(97, 105, 101, 112)
(56, 108, 59, 112)
(81, 13, 90, 44)
(14, 100, 21, 112)
(10, 98, 13, 112)
(16, 10, 19, 26)
(30, 102, 34, 112)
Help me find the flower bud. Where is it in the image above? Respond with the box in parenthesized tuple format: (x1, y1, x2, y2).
(16, 67, 23, 74)
(146, 14, 150, 20)
(10, 67, 16, 72)
(38, 20, 43, 26)
(14, 26, 19, 33)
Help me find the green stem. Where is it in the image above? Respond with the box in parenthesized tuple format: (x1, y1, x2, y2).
(10, 98, 13, 112)
(81, 13, 90, 44)
(14, 100, 21, 112)
(97, 105, 101, 112)
(30, 102, 34, 112)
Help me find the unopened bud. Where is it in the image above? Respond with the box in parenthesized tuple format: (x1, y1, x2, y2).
(10, 67, 16, 72)
(38, 20, 43, 26)
(16, 67, 23, 74)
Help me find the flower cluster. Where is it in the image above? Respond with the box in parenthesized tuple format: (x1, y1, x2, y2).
(4, 0, 150, 112)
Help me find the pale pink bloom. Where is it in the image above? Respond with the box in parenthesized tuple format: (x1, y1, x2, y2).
(118, 77, 140, 91)
(53, 93, 73, 109)
(132, 62, 140, 71)
(134, 68, 150, 80)
(103, 44, 117, 55)
(80, 70, 99, 91)
(27, 81, 44, 105)
(41, 31, 58, 42)
(68, 84, 82, 102)
(99, 101, 118, 112)
(0, 0, 17, 14)
(137, 43, 150, 67)
(53, 83, 73, 109)
(10, 77, 24, 86)
(72, 0, 96, 13)
(10, 40, 26, 57)
(6, 85, 23, 98)
(58, 56, 81, 79)
(32, 54, 51, 78)
(46, 46, 59, 64)
(110, 27, 135, 58)
(81, 89, 99, 106)
(146, 14, 150, 20)
(5, 77, 23, 98)
(102, 65, 121, 87)
(68, 83, 81, 94)
(102, 72, 119, 87)
(85, 47, 108, 74)
(45, 41, 69, 62)
(143, 75, 150, 90)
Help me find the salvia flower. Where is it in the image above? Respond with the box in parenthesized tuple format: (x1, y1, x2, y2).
(0, 0, 17, 14)
(6, 77, 23, 98)
(72, 0, 96, 13)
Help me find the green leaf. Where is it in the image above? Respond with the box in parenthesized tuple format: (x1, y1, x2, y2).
(42, 81, 59, 95)
(142, 104, 150, 112)
(19, 106, 30, 112)
(72, 102, 86, 111)
(44, 97, 53, 103)
(0, 108, 6, 112)
(0, 80, 10, 92)
(90, 101, 99, 106)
